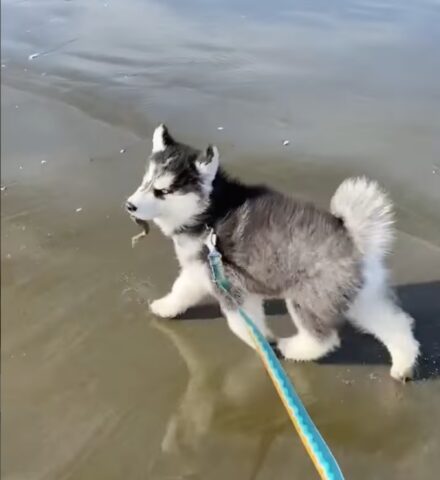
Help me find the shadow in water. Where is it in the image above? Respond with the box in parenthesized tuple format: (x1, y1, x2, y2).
(177, 281, 440, 380)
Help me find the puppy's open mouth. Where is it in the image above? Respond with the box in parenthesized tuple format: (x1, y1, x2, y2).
(130, 216, 150, 248)
(130, 216, 150, 233)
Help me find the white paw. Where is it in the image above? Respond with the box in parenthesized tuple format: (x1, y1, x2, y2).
(277, 337, 305, 361)
(277, 332, 340, 362)
(389, 341, 419, 382)
(150, 296, 182, 318)
(390, 364, 414, 383)
(390, 354, 418, 382)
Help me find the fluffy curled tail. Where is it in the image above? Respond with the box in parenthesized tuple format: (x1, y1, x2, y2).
(330, 177, 394, 258)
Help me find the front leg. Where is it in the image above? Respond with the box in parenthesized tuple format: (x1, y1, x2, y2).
(151, 263, 211, 318)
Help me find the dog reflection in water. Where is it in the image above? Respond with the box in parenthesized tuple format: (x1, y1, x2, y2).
(148, 316, 289, 480)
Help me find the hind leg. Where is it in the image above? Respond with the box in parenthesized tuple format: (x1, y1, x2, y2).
(277, 299, 340, 361)
(348, 289, 419, 381)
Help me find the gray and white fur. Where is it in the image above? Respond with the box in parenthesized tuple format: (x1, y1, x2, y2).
(126, 124, 420, 381)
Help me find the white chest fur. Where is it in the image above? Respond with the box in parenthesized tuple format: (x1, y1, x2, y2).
(173, 234, 204, 267)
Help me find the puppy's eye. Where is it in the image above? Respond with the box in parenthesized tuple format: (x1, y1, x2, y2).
(153, 188, 171, 198)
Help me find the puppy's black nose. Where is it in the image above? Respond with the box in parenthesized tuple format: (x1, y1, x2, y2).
(126, 201, 137, 212)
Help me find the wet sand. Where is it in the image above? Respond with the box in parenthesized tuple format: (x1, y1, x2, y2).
(2, 1, 440, 479)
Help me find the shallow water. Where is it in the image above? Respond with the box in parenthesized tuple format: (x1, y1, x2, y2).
(2, 1, 440, 479)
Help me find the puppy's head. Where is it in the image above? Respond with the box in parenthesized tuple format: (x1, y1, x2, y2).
(126, 124, 219, 233)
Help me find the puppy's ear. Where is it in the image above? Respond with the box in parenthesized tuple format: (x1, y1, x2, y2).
(152, 124, 175, 152)
(196, 145, 219, 184)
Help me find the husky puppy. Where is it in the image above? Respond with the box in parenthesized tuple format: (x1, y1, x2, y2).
(126, 124, 419, 381)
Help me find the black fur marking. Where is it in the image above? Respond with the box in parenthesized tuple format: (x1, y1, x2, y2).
(152, 142, 203, 198)
(174, 169, 269, 236)
(151, 142, 199, 166)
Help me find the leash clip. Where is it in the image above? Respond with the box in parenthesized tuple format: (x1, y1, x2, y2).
(205, 227, 219, 255)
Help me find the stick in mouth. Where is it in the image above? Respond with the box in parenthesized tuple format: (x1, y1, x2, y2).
(131, 218, 150, 248)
